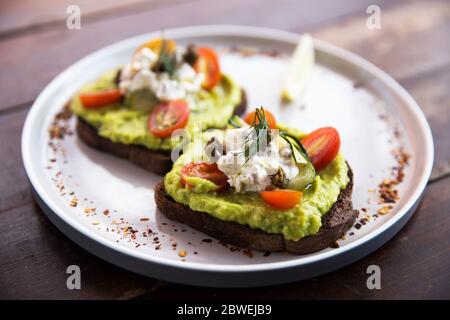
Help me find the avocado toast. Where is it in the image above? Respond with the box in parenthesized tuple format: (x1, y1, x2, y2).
(155, 108, 357, 254)
(71, 39, 247, 175)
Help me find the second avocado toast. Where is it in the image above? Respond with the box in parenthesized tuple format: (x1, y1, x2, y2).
(71, 38, 246, 174)
(155, 108, 357, 254)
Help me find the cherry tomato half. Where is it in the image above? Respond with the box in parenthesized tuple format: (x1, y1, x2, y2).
(148, 100, 190, 138)
(79, 89, 122, 109)
(301, 127, 340, 171)
(135, 38, 176, 55)
(194, 47, 221, 90)
(244, 109, 277, 129)
(260, 190, 302, 210)
(181, 162, 228, 190)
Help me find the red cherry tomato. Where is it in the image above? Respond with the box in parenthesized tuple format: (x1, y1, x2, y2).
(148, 100, 190, 138)
(79, 89, 122, 109)
(194, 47, 221, 90)
(244, 109, 277, 129)
(260, 190, 302, 210)
(301, 127, 340, 171)
(181, 162, 228, 190)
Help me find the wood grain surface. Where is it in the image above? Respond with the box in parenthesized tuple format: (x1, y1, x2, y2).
(0, 0, 448, 299)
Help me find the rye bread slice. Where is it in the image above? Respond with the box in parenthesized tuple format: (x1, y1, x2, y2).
(76, 89, 247, 175)
(154, 166, 358, 255)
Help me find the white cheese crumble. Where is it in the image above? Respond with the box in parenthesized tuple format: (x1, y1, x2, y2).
(217, 127, 299, 193)
(119, 46, 204, 102)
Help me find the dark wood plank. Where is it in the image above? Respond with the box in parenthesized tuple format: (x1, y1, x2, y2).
(0, 201, 162, 299)
(0, 0, 189, 38)
(0, 0, 397, 112)
(310, 0, 450, 81)
(0, 109, 33, 214)
(137, 176, 450, 300)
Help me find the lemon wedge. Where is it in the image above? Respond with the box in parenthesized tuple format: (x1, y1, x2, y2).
(281, 34, 315, 102)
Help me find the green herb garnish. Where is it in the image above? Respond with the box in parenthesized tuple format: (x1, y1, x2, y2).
(240, 107, 272, 164)
(228, 108, 312, 167)
(152, 39, 177, 77)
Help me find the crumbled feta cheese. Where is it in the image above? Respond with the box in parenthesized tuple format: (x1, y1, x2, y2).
(131, 47, 157, 71)
(119, 47, 204, 102)
(176, 63, 204, 93)
(217, 128, 299, 193)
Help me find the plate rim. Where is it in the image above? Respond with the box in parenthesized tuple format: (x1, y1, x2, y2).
(21, 25, 434, 273)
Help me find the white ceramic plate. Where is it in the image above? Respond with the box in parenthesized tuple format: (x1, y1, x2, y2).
(22, 25, 433, 287)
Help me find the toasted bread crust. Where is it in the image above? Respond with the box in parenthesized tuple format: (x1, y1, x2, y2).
(155, 167, 357, 255)
(76, 89, 247, 175)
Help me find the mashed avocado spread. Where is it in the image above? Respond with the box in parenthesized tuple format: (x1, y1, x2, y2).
(70, 69, 242, 150)
(164, 130, 349, 241)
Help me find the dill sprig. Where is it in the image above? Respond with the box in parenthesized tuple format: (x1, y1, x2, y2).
(240, 107, 272, 164)
(230, 107, 311, 166)
(152, 39, 177, 77)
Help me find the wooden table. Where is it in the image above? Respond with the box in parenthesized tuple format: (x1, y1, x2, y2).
(1, 0, 449, 299)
